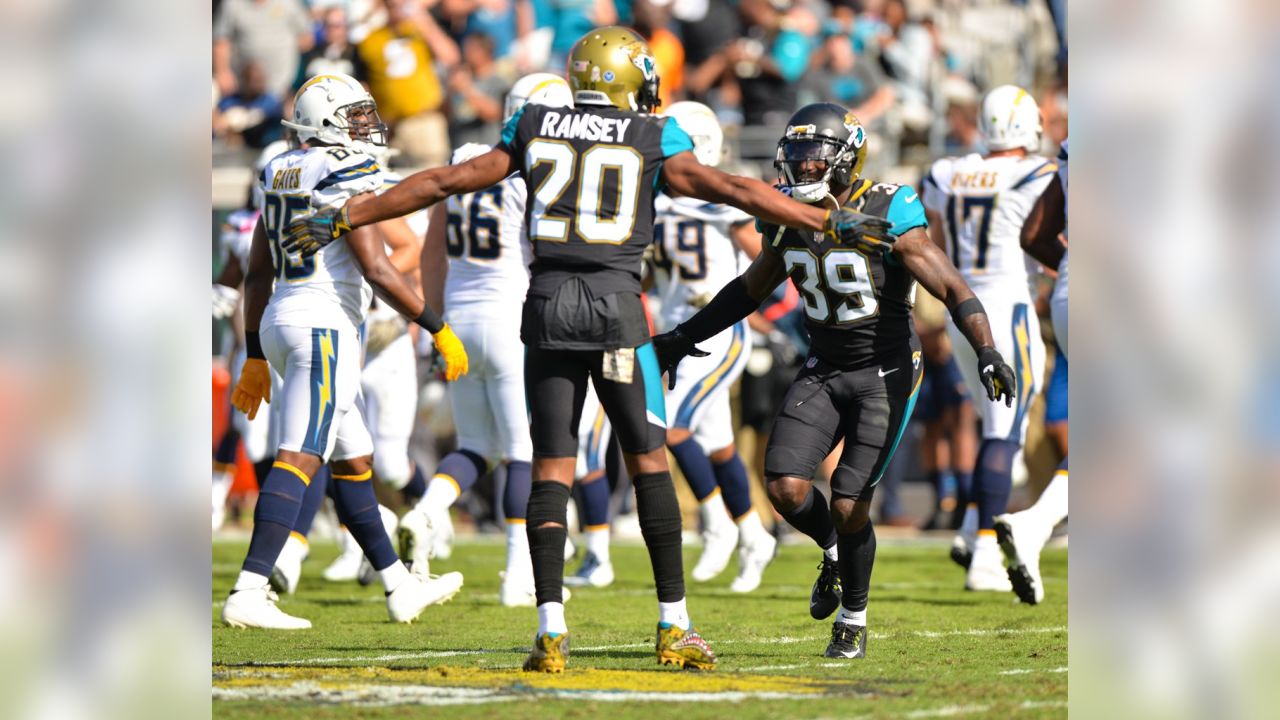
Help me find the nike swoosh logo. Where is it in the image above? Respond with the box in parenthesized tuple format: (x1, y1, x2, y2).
(878, 367, 899, 377)
(904, 193, 918, 204)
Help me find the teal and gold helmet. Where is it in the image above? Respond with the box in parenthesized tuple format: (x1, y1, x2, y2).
(565, 26, 661, 112)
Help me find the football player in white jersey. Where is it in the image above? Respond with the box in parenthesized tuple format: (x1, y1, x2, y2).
(649, 102, 778, 592)
(221, 73, 468, 630)
(398, 73, 575, 607)
(994, 137, 1069, 604)
(921, 85, 1053, 592)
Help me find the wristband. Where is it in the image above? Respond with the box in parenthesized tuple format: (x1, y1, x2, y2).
(245, 331, 265, 360)
(414, 305, 445, 334)
(950, 297, 986, 326)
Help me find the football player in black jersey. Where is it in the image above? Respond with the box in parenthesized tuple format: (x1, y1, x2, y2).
(653, 103, 1018, 660)
(282, 29, 892, 673)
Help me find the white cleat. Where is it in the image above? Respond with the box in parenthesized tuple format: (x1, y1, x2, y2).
(730, 532, 778, 593)
(691, 523, 739, 582)
(429, 507, 454, 561)
(499, 572, 572, 607)
(994, 513, 1049, 605)
(397, 507, 433, 573)
(222, 586, 311, 630)
(563, 535, 576, 562)
(965, 543, 1013, 592)
(323, 529, 364, 582)
(387, 571, 465, 622)
(563, 552, 614, 588)
(270, 534, 309, 595)
(950, 532, 975, 570)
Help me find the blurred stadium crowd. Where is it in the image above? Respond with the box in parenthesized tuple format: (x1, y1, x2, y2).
(212, 0, 1067, 535)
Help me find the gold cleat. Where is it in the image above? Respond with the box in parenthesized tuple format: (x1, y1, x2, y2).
(523, 632, 570, 673)
(656, 623, 717, 670)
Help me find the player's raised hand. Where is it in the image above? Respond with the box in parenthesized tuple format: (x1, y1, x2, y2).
(823, 208, 895, 255)
(283, 205, 353, 257)
(652, 328, 709, 390)
(978, 346, 1017, 406)
(432, 323, 469, 382)
(231, 358, 272, 420)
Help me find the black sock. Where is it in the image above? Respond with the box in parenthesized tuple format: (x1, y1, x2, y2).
(779, 486, 838, 551)
(526, 481, 571, 605)
(633, 471, 685, 603)
(837, 521, 876, 613)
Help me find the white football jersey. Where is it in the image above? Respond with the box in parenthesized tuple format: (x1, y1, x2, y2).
(442, 146, 532, 306)
(220, 208, 259, 269)
(922, 153, 1058, 293)
(651, 194, 751, 329)
(258, 146, 383, 331)
(381, 171, 431, 240)
(1056, 140, 1069, 288)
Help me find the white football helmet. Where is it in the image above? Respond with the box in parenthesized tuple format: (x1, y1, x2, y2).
(504, 72, 574, 123)
(979, 85, 1042, 153)
(283, 73, 387, 152)
(663, 101, 723, 167)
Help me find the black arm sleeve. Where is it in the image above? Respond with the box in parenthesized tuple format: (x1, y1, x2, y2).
(676, 277, 762, 343)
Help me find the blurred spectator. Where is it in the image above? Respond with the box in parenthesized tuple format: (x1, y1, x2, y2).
(677, 0, 741, 69)
(1041, 59, 1068, 147)
(632, 0, 684, 109)
(532, 0, 618, 70)
(876, 0, 935, 135)
(358, 0, 460, 167)
(214, 0, 314, 100)
(940, 77, 981, 156)
(438, 0, 519, 59)
(215, 61, 285, 149)
(295, 7, 367, 91)
(806, 21, 895, 130)
(447, 33, 511, 147)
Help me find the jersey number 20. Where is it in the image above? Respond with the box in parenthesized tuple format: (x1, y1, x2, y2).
(526, 141, 641, 244)
(782, 248, 878, 324)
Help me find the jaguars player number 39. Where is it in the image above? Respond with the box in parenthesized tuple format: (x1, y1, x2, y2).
(653, 102, 1019, 661)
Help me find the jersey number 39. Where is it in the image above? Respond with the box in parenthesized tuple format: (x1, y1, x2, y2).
(782, 248, 878, 324)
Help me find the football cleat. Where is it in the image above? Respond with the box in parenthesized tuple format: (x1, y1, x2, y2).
(810, 556, 842, 620)
(269, 534, 308, 595)
(396, 507, 433, 573)
(965, 542, 1013, 592)
(222, 587, 311, 630)
(430, 506, 455, 561)
(729, 532, 777, 593)
(386, 571, 464, 623)
(994, 513, 1048, 605)
(691, 522, 739, 582)
(950, 533, 974, 570)
(323, 529, 364, 582)
(499, 574, 572, 607)
(523, 632, 570, 673)
(656, 623, 717, 670)
(824, 622, 867, 659)
(564, 551, 615, 588)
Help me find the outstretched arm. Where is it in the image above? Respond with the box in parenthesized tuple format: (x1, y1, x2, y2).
(347, 147, 517, 228)
(1020, 174, 1066, 269)
(662, 152, 828, 233)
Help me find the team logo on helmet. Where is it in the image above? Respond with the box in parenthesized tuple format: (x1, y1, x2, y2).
(627, 44, 657, 80)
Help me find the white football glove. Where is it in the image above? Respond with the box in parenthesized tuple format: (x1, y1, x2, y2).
(450, 142, 492, 165)
(212, 284, 240, 319)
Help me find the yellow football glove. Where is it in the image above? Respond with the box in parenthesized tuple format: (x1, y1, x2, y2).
(231, 358, 272, 420)
(432, 324, 469, 382)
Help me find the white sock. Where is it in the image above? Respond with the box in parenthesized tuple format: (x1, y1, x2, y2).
(1028, 471, 1069, 528)
(538, 602, 568, 635)
(658, 598, 690, 630)
(824, 544, 840, 562)
(736, 510, 769, 546)
(379, 560, 410, 592)
(233, 570, 271, 592)
(699, 491, 732, 534)
(420, 476, 461, 513)
(585, 526, 611, 564)
(836, 606, 867, 626)
(975, 530, 999, 554)
(505, 521, 533, 578)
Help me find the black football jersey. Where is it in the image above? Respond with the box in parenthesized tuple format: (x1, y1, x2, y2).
(759, 179, 929, 368)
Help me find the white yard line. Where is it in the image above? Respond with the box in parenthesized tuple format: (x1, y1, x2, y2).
(997, 667, 1068, 676)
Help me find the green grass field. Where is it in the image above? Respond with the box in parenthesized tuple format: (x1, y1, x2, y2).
(213, 536, 1067, 718)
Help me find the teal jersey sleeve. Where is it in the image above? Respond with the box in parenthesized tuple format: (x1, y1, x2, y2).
(886, 186, 927, 235)
(499, 104, 527, 151)
(660, 117, 695, 158)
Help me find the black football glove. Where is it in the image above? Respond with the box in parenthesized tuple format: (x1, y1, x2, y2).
(823, 208, 895, 255)
(652, 327, 709, 390)
(978, 346, 1017, 406)
(282, 205, 352, 257)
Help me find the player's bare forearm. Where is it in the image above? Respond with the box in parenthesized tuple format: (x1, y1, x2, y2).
(242, 219, 275, 333)
(420, 203, 449, 316)
(924, 208, 948, 255)
(348, 225, 427, 320)
(215, 251, 244, 289)
(377, 217, 422, 274)
(896, 228, 995, 350)
(347, 148, 516, 228)
(1020, 175, 1066, 269)
(677, 249, 785, 343)
(662, 154, 826, 233)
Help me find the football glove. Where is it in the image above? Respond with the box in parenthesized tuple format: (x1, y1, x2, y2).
(652, 327, 710, 390)
(212, 284, 240, 319)
(432, 323, 469, 382)
(823, 208, 895, 255)
(231, 358, 272, 420)
(978, 346, 1017, 406)
(282, 205, 352, 257)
